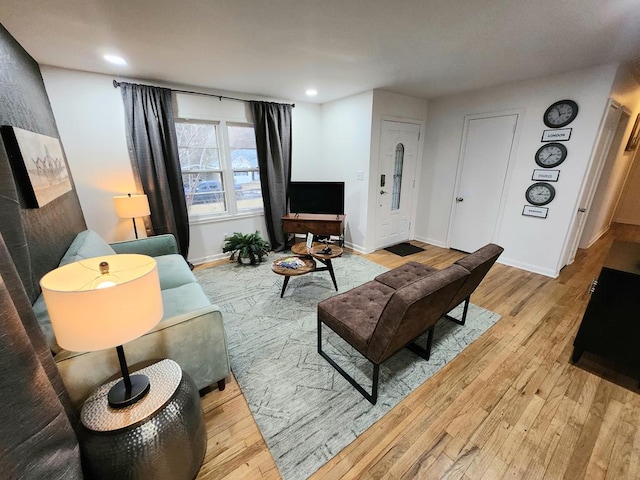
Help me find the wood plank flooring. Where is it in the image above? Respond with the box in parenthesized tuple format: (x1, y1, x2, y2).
(196, 223, 640, 479)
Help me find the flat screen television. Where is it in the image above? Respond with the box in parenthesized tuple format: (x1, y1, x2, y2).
(288, 181, 344, 215)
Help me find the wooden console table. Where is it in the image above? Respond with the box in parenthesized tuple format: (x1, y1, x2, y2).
(282, 213, 345, 245)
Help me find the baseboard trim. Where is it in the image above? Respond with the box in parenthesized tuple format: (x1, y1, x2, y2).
(189, 252, 228, 266)
(498, 257, 558, 278)
(413, 235, 447, 248)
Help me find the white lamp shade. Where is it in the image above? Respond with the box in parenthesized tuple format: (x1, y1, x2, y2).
(40, 254, 163, 352)
(113, 194, 150, 219)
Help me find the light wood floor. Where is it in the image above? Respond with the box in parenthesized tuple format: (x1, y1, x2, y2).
(196, 223, 640, 480)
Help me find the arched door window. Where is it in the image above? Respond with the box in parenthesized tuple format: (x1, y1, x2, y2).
(392, 143, 404, 210)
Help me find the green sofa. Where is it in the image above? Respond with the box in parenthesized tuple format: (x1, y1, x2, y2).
(32, 230, 230, 407)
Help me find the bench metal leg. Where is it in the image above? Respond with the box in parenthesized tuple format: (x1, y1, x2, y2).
(406, 326, 435, 360)
(317, 318, 380, 405)
(445, 297, 470, 325)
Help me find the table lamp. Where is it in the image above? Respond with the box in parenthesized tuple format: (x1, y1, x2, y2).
(40, 254, 163, 408)
(113, 193, 151, 239)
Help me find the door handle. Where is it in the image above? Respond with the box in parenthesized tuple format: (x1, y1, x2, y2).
(578, 208, 586, 213)
(456, 197, 464, 202)
(380, 190, 388, 194)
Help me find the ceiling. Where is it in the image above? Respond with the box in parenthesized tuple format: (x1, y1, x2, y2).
(3, 0, 640, 103)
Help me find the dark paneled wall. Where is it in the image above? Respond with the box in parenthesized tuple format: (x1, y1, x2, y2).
(0, 24, 86, 302)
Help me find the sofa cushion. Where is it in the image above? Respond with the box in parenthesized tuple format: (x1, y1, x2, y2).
(155, 254, 197, 290)
(374, 261, 438, 289)
(318, 280, 395, 354)
(368, 264, 469, 363)
(160, 283, 212, 321)
(59, 230, 116, 266)
(446, 243, 504, 313)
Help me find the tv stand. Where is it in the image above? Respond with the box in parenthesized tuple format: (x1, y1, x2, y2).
(282, 213, 345, 246)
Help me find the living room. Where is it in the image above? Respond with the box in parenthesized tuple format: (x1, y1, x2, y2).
(2, 2, 640, 479)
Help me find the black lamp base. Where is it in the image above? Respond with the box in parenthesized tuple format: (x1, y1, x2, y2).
(108, 374, 150, 408)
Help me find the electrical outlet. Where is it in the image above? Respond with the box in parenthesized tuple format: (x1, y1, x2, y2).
(356, 170, 364, 181)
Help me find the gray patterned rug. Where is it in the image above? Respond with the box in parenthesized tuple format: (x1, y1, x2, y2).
(195, 252, 500, 480)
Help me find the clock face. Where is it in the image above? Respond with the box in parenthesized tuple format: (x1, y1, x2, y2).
(544, 100, 578, 128)
(526, 182, 556, 206)
(535, 143, 567, 168)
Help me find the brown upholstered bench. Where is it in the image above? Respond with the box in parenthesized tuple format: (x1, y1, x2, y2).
(317, 243, 503, 404)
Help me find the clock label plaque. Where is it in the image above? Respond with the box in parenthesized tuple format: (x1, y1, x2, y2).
(532, 169, 560, 182)
(542, 128, 572, 142)
(523, 205, 549, 218)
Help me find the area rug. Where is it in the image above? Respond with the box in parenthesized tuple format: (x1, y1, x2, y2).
(195, 253, 500, 480)
(383, 242, 425, 256)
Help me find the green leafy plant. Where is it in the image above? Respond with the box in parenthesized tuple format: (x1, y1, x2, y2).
(222, 231, 270, 265)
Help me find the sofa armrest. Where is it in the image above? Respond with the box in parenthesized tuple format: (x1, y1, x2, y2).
(55, 304, 229, 406)
(110, 234, 179, 257)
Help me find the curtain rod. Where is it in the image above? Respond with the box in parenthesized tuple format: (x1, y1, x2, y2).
(112, 80, 295, 107)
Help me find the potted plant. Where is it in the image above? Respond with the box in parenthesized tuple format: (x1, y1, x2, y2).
(222, 231, 270, 265)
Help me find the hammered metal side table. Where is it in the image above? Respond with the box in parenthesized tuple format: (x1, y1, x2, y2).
(79, 359, 206, 480)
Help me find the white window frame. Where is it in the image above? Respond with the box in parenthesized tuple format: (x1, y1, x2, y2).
(176, 119, 263, 224)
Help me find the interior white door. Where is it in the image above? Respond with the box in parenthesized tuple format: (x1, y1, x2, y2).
(450, 114, 518, 253)
(562, 100, 621, 266)
(375, 121, 421, 249)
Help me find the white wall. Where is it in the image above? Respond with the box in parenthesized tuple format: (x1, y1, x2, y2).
(315, 91, 374, 252)
(41, 66, 323, 264)
(611, 68, 640, 227)
(416, 64, 618, 277)
(615, 148, 640, 225)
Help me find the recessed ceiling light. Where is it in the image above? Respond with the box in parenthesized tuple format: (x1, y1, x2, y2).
(103, 54, 127, 66)
(305, 89, 318, 97)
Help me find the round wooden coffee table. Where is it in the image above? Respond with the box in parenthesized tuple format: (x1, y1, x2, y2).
(271, 255, 316, 298)
(290, 242, 344, 292)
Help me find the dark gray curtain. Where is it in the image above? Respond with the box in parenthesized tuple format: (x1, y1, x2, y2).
(250, 101, 292, 252)
(0, 234, 82, 478)
(120, 82, 190, 258)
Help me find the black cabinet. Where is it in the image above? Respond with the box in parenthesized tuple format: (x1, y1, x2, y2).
(572, 241, 640, 377)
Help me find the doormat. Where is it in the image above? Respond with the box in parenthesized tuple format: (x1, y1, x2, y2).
(384, 242, 425, 256)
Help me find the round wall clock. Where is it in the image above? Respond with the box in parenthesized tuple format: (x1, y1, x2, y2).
(535, 143, 567, 168)
(526, 182, 556, 206)
(544, 100, 578, 128)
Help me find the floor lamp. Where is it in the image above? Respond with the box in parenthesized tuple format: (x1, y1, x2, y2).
(40, 254, 163, 407)
(113, 193, 151, 239)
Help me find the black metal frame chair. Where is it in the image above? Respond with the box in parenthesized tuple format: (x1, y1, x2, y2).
(317, 318, 435, 405)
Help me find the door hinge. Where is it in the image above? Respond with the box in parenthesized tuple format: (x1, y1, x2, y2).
(589, 278, 598, 294)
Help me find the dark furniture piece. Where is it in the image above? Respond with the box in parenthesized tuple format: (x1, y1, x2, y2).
(79, 359, 206, 480)
(282, 213, 346, 246)
(317, 243, 503, 404)
(0, 234, 83, 479)
(292, 242, 343, 291)
(572, 241, 640, 380)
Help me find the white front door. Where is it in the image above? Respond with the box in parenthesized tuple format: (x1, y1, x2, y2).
(375, 121, 421, 249)
(450, 113, 518, 253)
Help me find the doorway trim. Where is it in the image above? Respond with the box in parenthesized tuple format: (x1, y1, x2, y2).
(446, 109, 523, 249)
(558, 98, 622, 270)
(373, 116, 425, 250)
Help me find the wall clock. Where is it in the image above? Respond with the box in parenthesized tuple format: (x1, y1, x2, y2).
(544, 100, 578, 128)
(535, 143, 567, 168)
(525, 182, 556, 206)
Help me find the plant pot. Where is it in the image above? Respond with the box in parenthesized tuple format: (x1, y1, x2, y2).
(239, 255, 252, 265)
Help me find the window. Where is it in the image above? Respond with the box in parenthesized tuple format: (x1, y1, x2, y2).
(175, 121, 263, 218)
(391, 143, 404, 211)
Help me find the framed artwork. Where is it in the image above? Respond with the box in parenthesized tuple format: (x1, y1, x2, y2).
(1, 126, 72, 208)
(625, 114, 640, 152)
